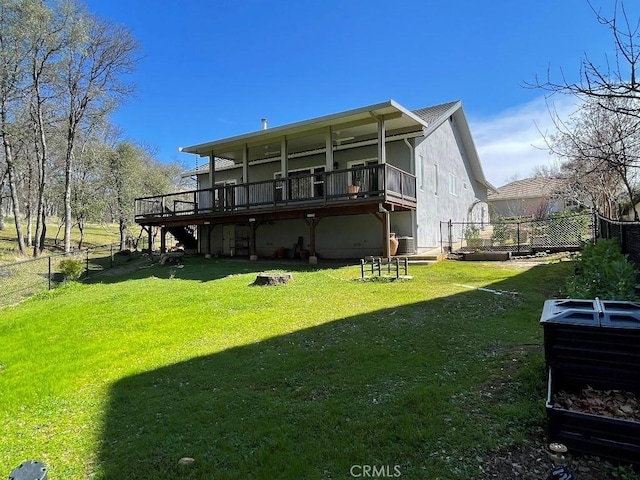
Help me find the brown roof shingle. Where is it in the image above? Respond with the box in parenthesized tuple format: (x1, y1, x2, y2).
(488, 177, 567, 201)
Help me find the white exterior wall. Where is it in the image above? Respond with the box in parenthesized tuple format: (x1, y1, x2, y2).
(256, 215, 381, 259)
(414, 118, 488, 250)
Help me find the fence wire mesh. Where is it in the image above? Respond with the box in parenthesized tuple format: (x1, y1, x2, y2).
(596, 214, 640, 268)
(0, 244, 147, 308)
(440, 212, 595, 254)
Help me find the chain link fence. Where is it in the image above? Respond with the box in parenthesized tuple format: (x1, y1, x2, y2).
(0, 244, 148, 308)
(596, 214, 640, 268)
(440, 212, 595, 254)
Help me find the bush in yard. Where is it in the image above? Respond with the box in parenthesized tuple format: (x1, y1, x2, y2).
(491, 223, 511, 246)
(464, 224, 482, 249)
(567, 239, 637, 300)
(59, 258, 84, 281)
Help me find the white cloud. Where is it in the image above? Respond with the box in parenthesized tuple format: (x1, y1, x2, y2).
(469, 95, 578, 187)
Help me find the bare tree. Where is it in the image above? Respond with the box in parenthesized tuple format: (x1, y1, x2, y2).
(59, 3, 138, 253)
(26, 0, 66, 256)
(531, 1, 640, 218)
(547, 97, 640, 218)
(534, 1, 640, 110)
(0, 165, 7, 230)
(0, 0, 30, 254)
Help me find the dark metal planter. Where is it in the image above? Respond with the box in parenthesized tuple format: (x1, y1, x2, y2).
(541, 299, 640, 465)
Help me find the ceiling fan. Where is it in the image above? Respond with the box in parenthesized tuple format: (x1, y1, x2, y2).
(333, 130, 355, 146)
(263, 145, 280, 157)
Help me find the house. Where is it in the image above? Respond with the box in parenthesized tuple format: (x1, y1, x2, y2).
(488, 177, 578, 220)
(134, 100, 493, 261)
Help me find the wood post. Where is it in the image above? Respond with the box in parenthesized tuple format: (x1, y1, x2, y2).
(148, 226, 154, 253)
(372, 210, 390, 259)
(160, 227, 167, 253)
(305, 217, 321, 257)
(249, 221, 257, 258)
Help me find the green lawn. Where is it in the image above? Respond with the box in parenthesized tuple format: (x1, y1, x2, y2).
(0, 258, 570, 479)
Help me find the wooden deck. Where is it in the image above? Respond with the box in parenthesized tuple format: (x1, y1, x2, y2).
(135, 164, 416, 227)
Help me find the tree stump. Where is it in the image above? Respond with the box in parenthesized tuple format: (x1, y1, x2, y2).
(252, 272, 292, 286)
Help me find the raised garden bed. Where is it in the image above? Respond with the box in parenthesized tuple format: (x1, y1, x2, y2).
(462, 251, 511, 261)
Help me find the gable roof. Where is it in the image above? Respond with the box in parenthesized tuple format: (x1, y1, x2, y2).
(413, 101, 460, 125)
(181, 158, 235, 177)
(414, 101, 496, 192)
(488, 177, 567, 201)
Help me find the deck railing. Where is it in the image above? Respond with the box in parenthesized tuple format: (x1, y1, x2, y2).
(135, 164, 416, 219)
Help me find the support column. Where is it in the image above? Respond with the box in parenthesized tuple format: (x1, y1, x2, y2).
(305, 216, 321, 264)
(203, 224, 212, 257)
(242, 144, 249, 183)
(249, 219, 258, 261)
(209, 151, 216, 211)
(160, 227, 167, 253)
(325, 126, 333, 171)
(280, 137, 288, 200)
(377, 117, 386, 164)
(148, 226, 154, 253)
(373, 208, 390, 259)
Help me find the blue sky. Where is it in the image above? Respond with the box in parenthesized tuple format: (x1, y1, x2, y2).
(84, 0, 635, 186)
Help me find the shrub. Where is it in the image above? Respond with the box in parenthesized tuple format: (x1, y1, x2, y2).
(464, 224, 482, 249)
(567, 239, 637, 300)
(491, 223, 511, 246)
(59, 258, 84, 281)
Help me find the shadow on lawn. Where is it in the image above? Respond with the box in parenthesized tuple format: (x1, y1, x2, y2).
(86, 256, 352, 285)
(96, 263, 567, 480)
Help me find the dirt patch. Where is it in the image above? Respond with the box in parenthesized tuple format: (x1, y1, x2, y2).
(480, 432, 638, 479)
(478, 344, 639, 479)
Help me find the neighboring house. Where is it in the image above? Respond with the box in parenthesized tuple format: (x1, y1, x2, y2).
(135, 99, 493, 260)
(488, 177, 578, 220)
(620, 201, 640, 221)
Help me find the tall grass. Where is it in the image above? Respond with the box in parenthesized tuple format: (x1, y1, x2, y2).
(0, 217, 121, 263)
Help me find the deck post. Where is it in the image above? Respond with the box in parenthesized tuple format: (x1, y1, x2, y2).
(209, 151, 216, 211)
(280, 137, 288, 201)
(372, 209, 390, 259)
(160, 227, 167, 253)
(148, 226, 154, 253)
(305, 216, 321, 261)
(242, 144, 249, 184)
(325, 126, 333, 171)
(377, 116, 386, 165)
(249, 219, 258, 260)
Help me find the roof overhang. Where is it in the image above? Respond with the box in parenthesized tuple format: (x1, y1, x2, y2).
(179, 100, 428, 161)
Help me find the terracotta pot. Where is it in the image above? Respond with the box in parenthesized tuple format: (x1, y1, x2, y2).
(389, 233, 399, 256)
(347, 184, 360, 198)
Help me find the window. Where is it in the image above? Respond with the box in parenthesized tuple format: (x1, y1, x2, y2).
(347, 159, 379, 192)
(274, 166, 325, 200)
(448, 174, 457, 196)
(434, 164, 439, 196)
(417, 155, 424, 191)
